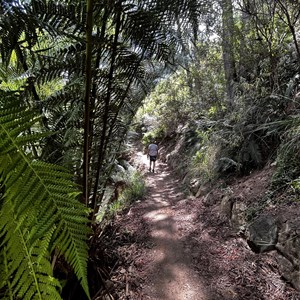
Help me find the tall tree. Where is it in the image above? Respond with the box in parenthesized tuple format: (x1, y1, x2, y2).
(220, 0, 237, 108)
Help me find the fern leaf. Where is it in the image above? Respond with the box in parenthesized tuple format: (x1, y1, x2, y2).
(0, 199, 61, 300)
(0, 94, 91, 299)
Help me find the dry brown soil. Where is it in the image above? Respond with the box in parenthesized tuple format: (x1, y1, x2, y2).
(101, 150, 300, 300)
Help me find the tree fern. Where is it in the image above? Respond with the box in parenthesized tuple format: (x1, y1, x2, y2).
(1, 0, 205, 218)
(0, 93, 90, 299)
(0, 208, 61, 300)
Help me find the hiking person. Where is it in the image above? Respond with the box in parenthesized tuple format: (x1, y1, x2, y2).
(147, 141, 158, 172)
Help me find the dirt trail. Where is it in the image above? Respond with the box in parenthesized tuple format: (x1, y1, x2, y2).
(133, 151, 208, 299)
(110, 148, 300, 300)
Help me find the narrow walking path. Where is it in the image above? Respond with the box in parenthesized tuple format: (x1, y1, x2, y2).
(131, 151, 208, 299)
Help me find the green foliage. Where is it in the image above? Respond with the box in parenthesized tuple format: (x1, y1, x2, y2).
(0, 92, 90, 299)
(191, 144, 219, 182)
(121, 171, 147, 203)
(3, 0, 300, 297)
(272, 119, 300, 187)
(188, 129, 216, 181)
(290, 178, 300, 194)
(0, 225, 61, 300)
(107, 171, 146, 216)
(142, 125, 166, 146)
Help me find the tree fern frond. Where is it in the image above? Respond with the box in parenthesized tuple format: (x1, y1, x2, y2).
(31, 0, 86, 37)
(0, 200, 61, 300)
(0, 156, 91, 297)
(45, 91, 78, 109)
(0, 0, 42, 65)
(0, 93, 91, 299)
(0, 244, 13, 300)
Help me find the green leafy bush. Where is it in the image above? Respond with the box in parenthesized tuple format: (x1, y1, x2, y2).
(121, 171, 147, 203)
(142, 125, 166, 146)
(272, 120, 300, 187)
(105, 170, 146, 217)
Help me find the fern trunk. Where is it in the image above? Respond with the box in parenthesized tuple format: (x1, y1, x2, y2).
(83, 0, 94, 206)
(91, 2, 122, 216)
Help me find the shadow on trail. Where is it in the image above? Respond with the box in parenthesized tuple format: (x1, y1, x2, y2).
(139, 161, 209, 300)
(138, 158, 269, 300)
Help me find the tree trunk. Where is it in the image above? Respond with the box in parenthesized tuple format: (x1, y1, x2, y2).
(277, 0, 300, 63)
(221, 0, 237, 108)
(91, 2, 122, 215)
